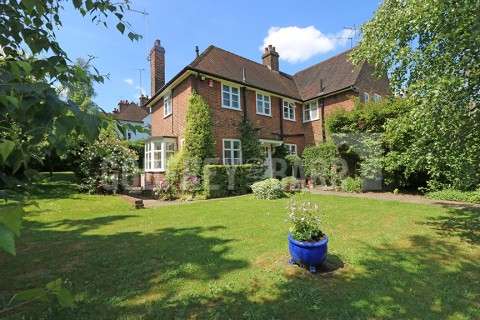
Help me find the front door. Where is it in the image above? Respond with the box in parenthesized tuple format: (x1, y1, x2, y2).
(261, 144, 273, 178)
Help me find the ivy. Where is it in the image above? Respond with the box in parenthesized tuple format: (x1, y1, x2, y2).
(239, 119, 261, 163)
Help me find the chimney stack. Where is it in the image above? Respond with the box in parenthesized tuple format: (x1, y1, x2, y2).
(150, 39, 165, 96)
(118, 100, 129, 112)
(139, 95, 149, 108)
(262, 45, 279, 72)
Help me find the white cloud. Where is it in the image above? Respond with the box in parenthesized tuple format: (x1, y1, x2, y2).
(124, 78, 133, 85)
(259, 26, 350, 64)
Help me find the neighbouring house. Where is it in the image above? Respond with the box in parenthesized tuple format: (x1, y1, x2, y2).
(112, 96, 151, 142)
(144, 39, 388, 182)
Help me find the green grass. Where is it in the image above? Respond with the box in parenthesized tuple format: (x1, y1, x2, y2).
(1, 174, 479, 319)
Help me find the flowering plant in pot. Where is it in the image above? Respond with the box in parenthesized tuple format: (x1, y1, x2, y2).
(286, 201, 328, 273)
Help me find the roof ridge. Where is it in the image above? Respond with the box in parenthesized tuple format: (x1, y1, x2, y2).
(294, 47, 355, 76)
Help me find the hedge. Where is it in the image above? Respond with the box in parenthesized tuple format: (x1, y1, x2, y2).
(203, 164, 265, 198)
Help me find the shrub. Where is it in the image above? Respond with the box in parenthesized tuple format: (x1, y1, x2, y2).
(251, 178, 284, 200)
(426, 189, 480, 204)
(203, 164, 265, 198)
(75, 129, 138, 194)
(165, 151, 202, 196)
(302, 143, 344, 186)
(183, 93, 215, 163)
(282, 176, 301, 193)
(340, 177, 362, 193)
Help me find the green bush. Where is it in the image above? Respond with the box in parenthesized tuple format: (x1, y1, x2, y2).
(251, 178, 284, 200)
(281, 176, 301, 193)
(340, 177, 362, 193)
(203, 164, 265, 198)
(75, 129, 138, 193)
(426, 189, 480, 204)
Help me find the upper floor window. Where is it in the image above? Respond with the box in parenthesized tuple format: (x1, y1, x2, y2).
(364, 92, 370, 103)
(256, 93, 271, 116)
(374, 93, 381, 102)
(223, 139, 242, 165)
(222, 84, 240, 110)
(303, 101, 319, 122)
(164, 93, 172, 117)
(283, 101, 296, 121)
(285, 143, 297, 155)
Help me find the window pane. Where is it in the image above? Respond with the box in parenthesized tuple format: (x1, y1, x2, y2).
(233, 150, 240, 158)
(154, 142, 162, 151)
(224, 140, 231, 149)
(233, 140, 240, 149)
(232, 87, 238, 94)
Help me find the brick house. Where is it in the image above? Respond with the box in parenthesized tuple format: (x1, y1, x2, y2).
(112, 97, 151, 142)
(144, 40, 388, 180)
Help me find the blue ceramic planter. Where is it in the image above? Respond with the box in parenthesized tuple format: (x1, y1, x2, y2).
(288, 233, 328, 273)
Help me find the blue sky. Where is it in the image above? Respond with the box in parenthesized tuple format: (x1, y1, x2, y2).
(56, 1, 382, 112)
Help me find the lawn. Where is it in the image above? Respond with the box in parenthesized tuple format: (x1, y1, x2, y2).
(1, 174, 479, 319)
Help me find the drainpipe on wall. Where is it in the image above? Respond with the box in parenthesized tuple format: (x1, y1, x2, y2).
(320, 97, 326, 142)
(279, 98, 284, 140)
(242, 87, 247, 120)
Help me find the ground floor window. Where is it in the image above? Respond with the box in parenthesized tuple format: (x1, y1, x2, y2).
(144, 138, 177, 172)
(285, 143, 297, 155)
(223, 139, 242, 165)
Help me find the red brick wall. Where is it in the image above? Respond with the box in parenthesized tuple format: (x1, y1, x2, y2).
(355, 62, 390, 102)
(149, 64, 388, 161)
(151, 75, 193, 141)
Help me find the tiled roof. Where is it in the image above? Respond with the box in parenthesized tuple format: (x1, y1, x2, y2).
(293, 48, 362, 100)
(114, 103, 148, 122)
(187, 46, 362, 102)
(189, 46, 301, 100)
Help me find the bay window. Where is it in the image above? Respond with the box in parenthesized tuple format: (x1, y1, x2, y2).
(144, 137, 177, 172)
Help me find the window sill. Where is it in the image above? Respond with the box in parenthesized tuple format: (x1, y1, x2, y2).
(302, 118, 320, 123)
(256, 112, 272, 117)
(221, 105, 242, 111)
(144, 169, 166, 173)
(283, 118, 296, 122)
(163, 113, 172, 119)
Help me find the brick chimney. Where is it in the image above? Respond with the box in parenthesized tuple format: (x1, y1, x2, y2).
(139, 95, 149, 107)
(150, 39, 165, 96)
(262, 45, 279, 72)
(118, 100, 129, 112)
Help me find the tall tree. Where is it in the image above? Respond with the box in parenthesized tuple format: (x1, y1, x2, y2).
(351, 0, 480, 190)
(0, 0, 140, 252)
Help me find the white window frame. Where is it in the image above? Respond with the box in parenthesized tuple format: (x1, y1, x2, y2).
(180, 138, 185, 150)
(283, 100, 296, 121)
(303, 101, 319, 122)
(374, 93, 381, 102)
(222, 139, 242, 165)
(364, 92, 370, 103)
(256, 92, 271, 116)
(285, 143, 297, 155)
(144, 138, 177, 172)
(222, 84, 241, 110)
(164, 93, 172, 117)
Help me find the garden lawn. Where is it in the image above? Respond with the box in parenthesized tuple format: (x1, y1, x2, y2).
(1, 175, 479, 319)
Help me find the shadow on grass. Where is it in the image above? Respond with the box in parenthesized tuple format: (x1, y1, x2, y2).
(1, 212, 479, 319)
(421, 206, 480, 244)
